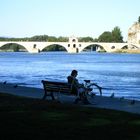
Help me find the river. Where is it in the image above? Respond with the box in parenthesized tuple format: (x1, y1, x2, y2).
(0, 51, 140, 100)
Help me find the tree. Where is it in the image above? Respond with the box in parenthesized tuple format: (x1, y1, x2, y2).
(111, 26, 123, 42)
(98, 31, 112, 42)
(58, 36, 68, 42)
(138, 16, 140, 23)
(98, 26, 123, 42)
(79, 37, 94, 42)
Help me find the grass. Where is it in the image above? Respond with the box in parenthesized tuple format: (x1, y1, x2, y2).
(0, 93, 140, 140)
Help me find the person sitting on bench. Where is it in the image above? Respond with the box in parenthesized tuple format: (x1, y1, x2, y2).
(67, 70, 90, 104)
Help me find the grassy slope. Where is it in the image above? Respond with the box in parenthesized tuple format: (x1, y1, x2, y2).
(0, 93, 140, 140)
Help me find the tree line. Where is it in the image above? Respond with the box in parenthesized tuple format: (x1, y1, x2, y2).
(0, 26, 123, 43)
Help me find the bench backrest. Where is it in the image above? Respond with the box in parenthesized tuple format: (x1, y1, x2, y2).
(42, 80, 71, 94)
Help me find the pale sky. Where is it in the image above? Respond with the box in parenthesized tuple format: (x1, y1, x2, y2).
(0, 0, 140, 41)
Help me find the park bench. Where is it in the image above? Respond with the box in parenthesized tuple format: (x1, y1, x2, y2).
(41, 80, 103, 101)
(41, 80, 72, 100)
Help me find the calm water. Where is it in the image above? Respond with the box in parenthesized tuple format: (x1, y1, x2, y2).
(0, 51, 140, 100)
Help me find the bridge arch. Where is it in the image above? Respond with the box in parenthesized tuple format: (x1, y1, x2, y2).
(128, 43, 140, 49)
(79, 43, 106, 52)
(0, 42, 41, 53)
(0, 43, 27, 52)
(121, 45, 128, 49)
(41, 44, 67, 52)
(79, 43, 107, 52)
(101, 44, 129, 52)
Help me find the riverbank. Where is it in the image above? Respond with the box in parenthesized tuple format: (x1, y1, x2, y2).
(0, 82, 140, 114)
(0, 49, 140, 53)
(114, 49, 140, 53)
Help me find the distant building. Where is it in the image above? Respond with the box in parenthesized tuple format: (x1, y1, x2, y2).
(128, 22, 140, 49)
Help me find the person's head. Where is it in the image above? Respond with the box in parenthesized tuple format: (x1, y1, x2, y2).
(71, 70, 78, 77)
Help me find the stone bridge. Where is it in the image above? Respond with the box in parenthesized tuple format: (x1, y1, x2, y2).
(0, 36, 140, 53)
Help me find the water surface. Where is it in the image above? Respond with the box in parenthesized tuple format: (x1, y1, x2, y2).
(0, 52, 140, 100)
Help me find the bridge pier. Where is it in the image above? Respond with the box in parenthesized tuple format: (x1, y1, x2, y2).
(67, 48, 79, 53)
(28, 48, 40, 53)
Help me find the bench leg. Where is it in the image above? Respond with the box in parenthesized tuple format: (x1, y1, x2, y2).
(42, 91, 55, 100)
(99, 88, 102, 96)
(42, 93, 47, 100)
(51, 92, 55, 100)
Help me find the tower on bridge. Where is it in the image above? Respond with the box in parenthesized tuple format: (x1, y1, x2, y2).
(67, 36, 79, 53)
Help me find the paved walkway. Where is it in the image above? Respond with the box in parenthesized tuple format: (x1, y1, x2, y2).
(0, 83, 140, 115)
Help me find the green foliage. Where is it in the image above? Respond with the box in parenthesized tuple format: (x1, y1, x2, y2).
(93, 38, 98, 42)
(112, 26, 123, 42)
(98, 31, 112, 42)
(57, 36, 68, 42)
(138, 16, 140, 23)
(98, 26, 123, 42)
(0, 37, 7, 41)
(0, 35, 68, 42)
(78, 36, 94, 42)
(29, 35, 49, 41)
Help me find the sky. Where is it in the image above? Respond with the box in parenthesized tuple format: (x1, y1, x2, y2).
(0, 0, 140, 41)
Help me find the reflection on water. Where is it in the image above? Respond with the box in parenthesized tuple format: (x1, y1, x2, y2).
(0, 52, 140, 100)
